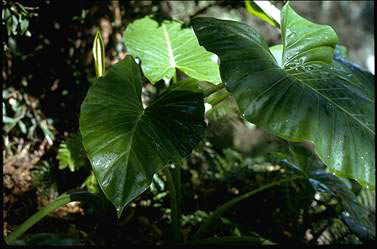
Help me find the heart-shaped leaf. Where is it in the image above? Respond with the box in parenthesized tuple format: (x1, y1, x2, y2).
(80, 55, 206, 216)
(124, 16, 221, 84)
(192, 3, 375, 188)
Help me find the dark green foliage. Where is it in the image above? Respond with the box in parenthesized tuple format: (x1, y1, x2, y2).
(80, 56, 206, 216)
(192, 3, 374, 189)
(272, 143, 375, 241)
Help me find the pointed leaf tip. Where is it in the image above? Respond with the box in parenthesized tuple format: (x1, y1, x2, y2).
(80, 55, 206, 214)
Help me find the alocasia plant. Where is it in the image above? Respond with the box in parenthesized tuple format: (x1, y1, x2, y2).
(191, 3, 375, 189)
(6, 2, 375, 245)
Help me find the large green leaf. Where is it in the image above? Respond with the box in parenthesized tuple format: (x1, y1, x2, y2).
(80, 55, 206, 216)
(192, 3, 375, 188)
(124, 16, 221, 84)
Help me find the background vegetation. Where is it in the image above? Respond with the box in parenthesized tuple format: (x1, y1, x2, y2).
(2, 0, 375, 245)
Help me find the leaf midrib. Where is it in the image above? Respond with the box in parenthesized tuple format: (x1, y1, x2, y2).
(224, 21, 374, 136)
(162, 24, 176, 68)
(123, 110, 145, 168)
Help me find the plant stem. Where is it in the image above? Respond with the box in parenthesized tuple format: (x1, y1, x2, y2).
(164, 166, 182, 243)
(5, 192, 105, 245)
(172, 163, 181, 232)
(203, 82, 225, 98)
(172, 71, 177, 84)
(191, 175, 303, 241)
(207, 92, 231, 107)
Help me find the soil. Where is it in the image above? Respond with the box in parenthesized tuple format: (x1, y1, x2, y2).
(3, 137, 84, 237)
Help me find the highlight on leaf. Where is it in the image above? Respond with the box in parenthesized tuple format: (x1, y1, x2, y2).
(244, 0, 280, 27)
(80, 55, 206, 216)
(192, 2, 375, 189)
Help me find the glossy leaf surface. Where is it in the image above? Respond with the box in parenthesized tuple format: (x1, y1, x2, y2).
(80, 55, 206, 216)
(192, 3, 375, 188)
(124, 16, 221, 84)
